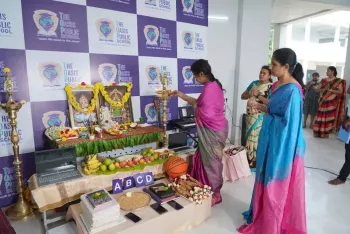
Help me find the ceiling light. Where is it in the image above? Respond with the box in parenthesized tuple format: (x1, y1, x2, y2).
(208, 15, 229, 20)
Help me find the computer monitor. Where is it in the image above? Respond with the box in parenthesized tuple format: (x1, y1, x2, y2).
(168, 132, 188, 149)
(35, 147, 77, 175)
(179, 106, 194, 119)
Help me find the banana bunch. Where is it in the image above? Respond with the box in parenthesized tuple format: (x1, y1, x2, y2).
(82, 155, 101, 175)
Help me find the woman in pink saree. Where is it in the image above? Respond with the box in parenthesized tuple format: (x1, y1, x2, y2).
(171, 59, 228, 206)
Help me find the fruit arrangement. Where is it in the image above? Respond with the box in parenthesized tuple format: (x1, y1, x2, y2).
(82, 155, 102, 175)
(168, 174, 213, 205)
(81, 148, 175, 175)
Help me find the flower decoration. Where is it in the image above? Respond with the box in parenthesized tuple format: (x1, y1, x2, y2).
(4, 67, 10, 73)
(64, 82, 132, 114)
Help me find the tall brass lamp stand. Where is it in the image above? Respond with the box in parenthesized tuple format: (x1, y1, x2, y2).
(1, 68, 33, 219)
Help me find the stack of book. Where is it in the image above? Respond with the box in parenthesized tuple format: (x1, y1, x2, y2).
(143, 183, 176, 204)
(80, 189, 124, 233)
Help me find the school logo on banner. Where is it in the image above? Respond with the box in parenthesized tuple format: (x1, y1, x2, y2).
(96, 19, 115, 42)
(182, 66, 194, 84)
(144, 25, 159, 46)
(146, 65, 160, 84)
(33, 10, 59, 37)
(183, 30, 204, 52)
(182, 0, 195, 13)
(182, 31, 194, 49)
(98, 63, 117, 83)
(42, 111, 66, 128)
(39, 62, 62, 87)
(145, 103, 157, 123)
(145, 0, 157, 6)
(96, 18, 131, 46)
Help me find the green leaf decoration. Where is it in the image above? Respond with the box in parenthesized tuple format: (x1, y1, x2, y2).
(58, 131, 162, 157)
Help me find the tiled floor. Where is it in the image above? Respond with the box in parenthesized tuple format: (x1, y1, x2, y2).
(9, 129, 350, 234)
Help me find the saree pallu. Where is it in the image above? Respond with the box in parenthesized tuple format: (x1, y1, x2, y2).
(238, 84, 306, 234)
(246, 82, 272, 168)
(313, 78, 346, 138)
(190, 82, 228, 205)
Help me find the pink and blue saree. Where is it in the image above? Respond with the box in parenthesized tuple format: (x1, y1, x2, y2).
(190, 81, 228, 206)
(238, 83, 307, 234)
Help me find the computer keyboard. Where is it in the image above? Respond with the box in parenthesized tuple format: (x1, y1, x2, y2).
(38, 170, 81, 186)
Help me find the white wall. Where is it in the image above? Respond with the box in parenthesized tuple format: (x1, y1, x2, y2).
(231, 0, 272, 143)
(208, 0, 239, 140)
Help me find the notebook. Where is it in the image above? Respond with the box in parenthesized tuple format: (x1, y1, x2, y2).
(338, 126, 350, 144)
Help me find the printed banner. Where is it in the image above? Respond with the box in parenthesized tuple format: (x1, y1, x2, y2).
(87, 6, 138, 55)
(177, 0, 208, 26)
(26, 50, 91, 102)
(54, 0, 87, 5)
(177, 93, 200, 107)
(0, 49, 30, 103)
(90, 54, 140, 96)
(140, 95, 178, 125)
(22, 0, 89, 52)
(177, 59, 203, 94)
(177, 22, 207, 59)
(0, 153, 36, 208)
(0, 0, 25, 49)
(31, 100, 69, 151)
(131, 96, 141, 121)
(137, 15, 177, 58)
(136, 0, 176, 21)
(138, 56, 178, 96)
(0, 104, 35, 157)
(87, 0, 136, 14)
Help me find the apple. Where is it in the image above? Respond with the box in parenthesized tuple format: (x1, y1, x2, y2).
(103, 158, 112, 166)
(120, 161, 127, 168)
(114, 162, 120, 168)
(127, 161, 134, 167)
(153, 154, 159, 160)
(132, 157, 139, 165)
(139, 158, 145, 164)
(100, 165, 107, 171)
(108, 164, 116, 171)
(149, 156, 154, 162)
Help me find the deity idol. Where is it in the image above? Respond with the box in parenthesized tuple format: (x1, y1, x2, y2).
(73, 94, 97, 127)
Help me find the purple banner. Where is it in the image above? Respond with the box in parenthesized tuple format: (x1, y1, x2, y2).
(177, 59, 203, 94)
(0, 153, 36, 208)
(86, 0, 136, 14)
(140, 95, 178, 125)
(137, 15, 177, 58)
(90, 54, 139, 96)
(22, 0, 89, 52)
(0, 49, 29, 103)
(31, 100, 69, 151)
(177, 0, 208, 26)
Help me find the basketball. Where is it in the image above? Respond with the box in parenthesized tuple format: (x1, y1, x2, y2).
(165, 156, 188, 178)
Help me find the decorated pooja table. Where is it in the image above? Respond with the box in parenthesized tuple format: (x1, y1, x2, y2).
(28, 153, 193, 212)
(66, 179, 212, 234)
(50, 126, 163, 157)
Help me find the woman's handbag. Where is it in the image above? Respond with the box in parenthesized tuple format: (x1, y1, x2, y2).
(222, 145, 251, 182)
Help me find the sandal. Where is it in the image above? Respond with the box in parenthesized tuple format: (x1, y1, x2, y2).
(328, 178, 345, 185)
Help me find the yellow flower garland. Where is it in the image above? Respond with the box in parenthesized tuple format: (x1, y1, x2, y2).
(65, 82, 133, 114)
(98, 82, 133, 108)
(65, 84, 99, 115)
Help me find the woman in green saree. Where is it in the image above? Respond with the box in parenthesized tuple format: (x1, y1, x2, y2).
(241, 66, 272, 170)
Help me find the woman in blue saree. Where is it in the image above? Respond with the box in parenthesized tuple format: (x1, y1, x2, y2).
(238, 48, 307, 234)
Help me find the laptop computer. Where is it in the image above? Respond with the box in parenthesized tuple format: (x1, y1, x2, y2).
(168, 132, 196, 153)
(35, 147, 82, 187)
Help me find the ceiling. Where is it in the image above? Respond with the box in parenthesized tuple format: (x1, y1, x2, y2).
(271, 0, 350, 24)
